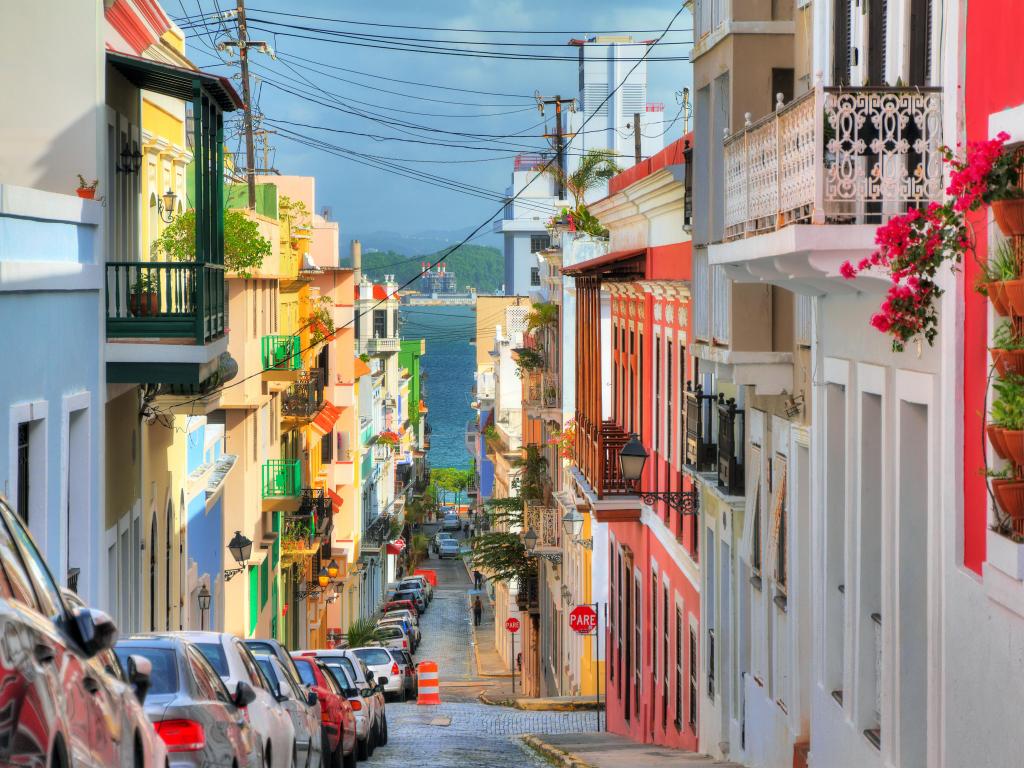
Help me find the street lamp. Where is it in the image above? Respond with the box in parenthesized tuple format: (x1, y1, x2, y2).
(157, 188, 177, 223)
(618, 433, 699, 516)
(523, 528, 538, 551)
(327, 559, 340, 579)
(224, 531, 253, 581)
(561, 507, 593, 550)
(197, 584, 211, 630)
(318, 568, 330, 588)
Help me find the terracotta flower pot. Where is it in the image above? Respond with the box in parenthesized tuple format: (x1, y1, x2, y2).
(992, 348, 1024, 376)
(992, 198, 1024, 238)
(129, 292, 159, 317)
(985, 282, 1011, 316)
(1002, 429, 1024, 467)
(1002, 279, 1024, 317)
(76, 188, 95, 200)
(989, 424, 1011, 461)
(992, 479, 1024, 519)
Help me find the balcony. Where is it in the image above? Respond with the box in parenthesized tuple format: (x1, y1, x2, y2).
(281, 369, 325, 422)
(712, 85, 942, 293)
(300, 488, 334, 537)
(104, 52, 240, 387)
(575, 415, 632, 505)
(357, 336, 400, 355)
(261, 459, 302, 512)
(716, 395, 744, 496)
(515, 574, 540, 614)
(524, 371, 561, 414)
(261, 334, 301, 388)
(372, 442, 393, 463)
(684, 384, 717, 473)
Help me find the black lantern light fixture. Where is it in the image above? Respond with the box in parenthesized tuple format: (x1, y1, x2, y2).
(561, 507, 593, 550)
(523, 528, 538, 551)
(618, 433, 700, 515)
(224, 531, 253, 581)
(197, 584, 211, 630)
(327, 559, 340, 579)
(157, 188, 177, 223)
(318, 567, 330, 588)
(296, 567, 332, 600)
(117, 142, 143, 175)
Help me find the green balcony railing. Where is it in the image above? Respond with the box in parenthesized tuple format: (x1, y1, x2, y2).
(262, 335, 301, 371)
(262, 459, 301, 498)
(105, 261, 226, 342)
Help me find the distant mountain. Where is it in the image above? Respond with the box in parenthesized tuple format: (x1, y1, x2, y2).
(351, 228, 500, 257)
(354, 244, 504, 293)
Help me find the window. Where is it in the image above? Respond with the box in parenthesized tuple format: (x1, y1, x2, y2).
(654, 340, 661, 460)
(662, 584, 670, 728)
(752, 469, 763, 575)
(294, 657, 317, 687)
(165, 501, 173, 631)
(16, 423, 29, 523)
(530, 267, 541, 286)
(0, 510, 39, 611)
(373, 309, 387, 338)
(651, 572, 658, 681)
(688, 624, 697, 728)
(666, 345, 673, 462)
(771, 456, 789, 591)
(634, 576, 641, 715)
(609, 543, 616, 683)
(195, 642, 230, 676)
(149, 515, 157, 630)
(674, 607, 684, 729)
(530, 234, 550, 253)
(6, 510, 62, 619)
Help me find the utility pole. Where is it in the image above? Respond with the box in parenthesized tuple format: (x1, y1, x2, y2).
(236, 0, 256, 209)
(536, 94, 576, 201)
(633, 111, 642, 164)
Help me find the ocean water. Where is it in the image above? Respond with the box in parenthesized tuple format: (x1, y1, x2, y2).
(400, 304, 476, 472)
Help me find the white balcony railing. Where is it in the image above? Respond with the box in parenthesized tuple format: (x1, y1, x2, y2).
(357, 336, 401, 355)
(723, 86, 943, 242)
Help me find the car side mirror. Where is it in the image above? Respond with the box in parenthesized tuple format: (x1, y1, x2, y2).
(275, 686, 289, 704)
(306, 690, 318, 707)
(234, 680, 257, 708)
(127, 654, 152, 704)
(72, 607, 118, 658)
(360, 688, 373, 698)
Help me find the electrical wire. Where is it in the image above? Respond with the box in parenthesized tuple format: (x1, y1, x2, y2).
(151, 4, 684, 416)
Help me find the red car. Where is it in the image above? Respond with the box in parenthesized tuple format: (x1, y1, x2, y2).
(293, 655, 357, 768)
(382, 599, 419, 617)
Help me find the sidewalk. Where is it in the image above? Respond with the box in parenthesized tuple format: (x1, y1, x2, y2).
(522, 733, 747, 768)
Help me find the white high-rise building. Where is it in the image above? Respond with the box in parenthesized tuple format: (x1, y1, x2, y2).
(496, 36, 664, 295)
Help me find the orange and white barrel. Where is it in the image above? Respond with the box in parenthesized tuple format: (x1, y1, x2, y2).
(417, 660, 441, 705)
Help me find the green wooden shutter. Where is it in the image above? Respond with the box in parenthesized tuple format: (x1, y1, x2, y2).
(248, 565, 259, 634)
(272, 511, 281, 569)
(260, 559, 269, 608)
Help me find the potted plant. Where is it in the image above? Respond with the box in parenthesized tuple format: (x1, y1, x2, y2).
(991, 373, 1024, 465)
(982, 144, 1024, 237)
(991, 320, 1024, 376)
(76, 175, 98, 200)
(129, 272, 159, 317)
(992, 475, 1024, 523)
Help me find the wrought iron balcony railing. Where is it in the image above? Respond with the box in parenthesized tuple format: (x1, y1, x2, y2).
(105, 261, 225, 343)
(281, 369, 325, 420)
(299, 488, 333, 531)
(574, 414, 631, 498)
(363, 513, 392, 548)
(516, 574, 540, 613)
(723, 85, 943, 242)
(262, 459, 301, 499)
(684, 383, 717, 472)
(262, 334, 301, 370)
(717, 395, 744, 495)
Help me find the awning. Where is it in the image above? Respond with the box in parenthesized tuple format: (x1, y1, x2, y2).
(327, 488, 344, 510)
(561, 248, 647, 278)
(107, 51, 243, 111)
(386, 539, 407, 555)
(310, 401, 341, 436)
(354, 357, 372, 377)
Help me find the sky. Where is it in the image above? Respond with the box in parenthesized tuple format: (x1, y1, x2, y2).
(174, 1, 694, 244)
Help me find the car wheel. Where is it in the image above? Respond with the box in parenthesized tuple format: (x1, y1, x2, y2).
(379, 717, 388, 747)
(367, 727, 376, 757)
(398, 687, 407, 703)
(328, 741, 343, 768)
(356, 737, 369, 762)
(50, 737, 67, 768)
(343, 742, 357, 768)
(265, 742, 272, 768)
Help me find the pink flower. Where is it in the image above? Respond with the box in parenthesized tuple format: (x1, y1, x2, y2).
(839, 261, 857, 279)
(870, 313, 893, 332)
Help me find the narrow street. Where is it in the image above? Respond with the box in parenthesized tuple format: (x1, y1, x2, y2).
(371, 524, 594, 767)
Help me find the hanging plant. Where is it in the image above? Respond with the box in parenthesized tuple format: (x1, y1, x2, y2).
(839, 132, 1023, 352)
(377, 430, 400, 446)
(547, 418, 577, 460)
(303, 296, 335, 344)
(513, 347, 544, 377)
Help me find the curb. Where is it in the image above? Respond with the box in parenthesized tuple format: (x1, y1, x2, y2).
(521, 735, 594, 768)
(513, 699, 603, 712)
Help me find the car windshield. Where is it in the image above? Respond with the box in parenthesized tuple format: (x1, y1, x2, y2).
(114, 646, 178, 695)
(293, 658, 317, 687)
(322, 660, 354, 690)
(378, 627, 401, 637)
(194, 642, 230, 677)
(353, 648, 393, 666)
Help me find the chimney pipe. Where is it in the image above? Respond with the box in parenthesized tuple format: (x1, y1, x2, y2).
(351, 239, 362, 284)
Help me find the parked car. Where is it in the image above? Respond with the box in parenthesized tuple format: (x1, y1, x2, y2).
(348, 646, 406, 703)
(115, 634, 259, 768)
(245, 637, 310, 693)
(377, 615, 420, 649)
(442, 514, 462, 531)
(382, 598, 419, 617)
(398, 575, 433, 602)
(386, 588, 426, 613)
(0, 495, 158, 767)
(253, 653, 324, 768)
(390, 648, 417, 701)
(299, 651, 386, 760)
(382, 607, 419, 629)
(438, 539, 461, 559)
(289, 655, 357, 768)
(374, 624, 413, 656)
(317, 662, 373, 753)
(180, 631, 296, 768)
(431, 532, 454, 553)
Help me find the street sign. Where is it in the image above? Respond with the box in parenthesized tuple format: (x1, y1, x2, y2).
(505, 617, 521, 633)
(569, 604, 598, 634)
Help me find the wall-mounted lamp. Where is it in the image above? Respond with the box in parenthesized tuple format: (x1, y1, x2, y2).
(561, 508, 593, 550)
(197, 584, 211, 630)
(157, 189, 177, 223)
(117, 143, 142, 175)
(223, 531, 253, 581)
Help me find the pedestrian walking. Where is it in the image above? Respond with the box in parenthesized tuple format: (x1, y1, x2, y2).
(473, 596, 483, 626)
(473, 569, 483, 590)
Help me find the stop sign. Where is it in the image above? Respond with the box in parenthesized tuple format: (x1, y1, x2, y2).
(569, 605, 598, 634)
(505, 617, 521, 633)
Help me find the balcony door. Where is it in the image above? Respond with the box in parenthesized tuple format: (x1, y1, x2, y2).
(908, 0, 934, 86)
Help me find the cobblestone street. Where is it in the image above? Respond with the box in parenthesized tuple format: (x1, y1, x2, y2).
(365, 527, 595, 765)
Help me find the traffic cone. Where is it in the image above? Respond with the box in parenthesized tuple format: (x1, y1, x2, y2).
(416, 660, 441, 705)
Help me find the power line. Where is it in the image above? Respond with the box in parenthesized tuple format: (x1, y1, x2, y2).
(153, 4, 684, 415)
